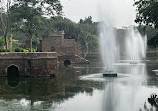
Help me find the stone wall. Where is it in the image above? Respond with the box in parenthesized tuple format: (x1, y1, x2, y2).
(41, 36, 63, 52)
(62, 39, 75, 46)
(36, 31, 90, 64)
(0, 52, 58, 76)
(75, 43, 82, 56)
(38, 31, 83, 57)
(58, 46, 76, 56)
(58, 55, 90, 64)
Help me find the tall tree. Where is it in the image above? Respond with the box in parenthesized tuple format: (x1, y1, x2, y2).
(10, 0, 62, 52)
(50, 16, 81, 41)
(0, 0, 12, 49)
(134, 0, 158, 51)
(134, 0, 158, 28)
(79, 16, 93, 24)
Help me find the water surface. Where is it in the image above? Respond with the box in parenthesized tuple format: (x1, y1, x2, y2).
(0, 58, 158, 111)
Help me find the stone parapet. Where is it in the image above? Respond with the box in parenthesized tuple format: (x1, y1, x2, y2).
(0, 52, 57, 59)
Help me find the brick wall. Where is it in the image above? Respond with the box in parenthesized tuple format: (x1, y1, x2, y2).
(58, 46, 76, 56)
(75, 43, 82, 56)
(62, 39, 75, 46)
(38, 31, 83, 57)
(42, 36, 63, 52)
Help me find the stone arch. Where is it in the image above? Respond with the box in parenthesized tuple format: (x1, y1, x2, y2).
(64, 60, 71, 66)
(51, 46, 55, 52)
(7, 64, 19, 77)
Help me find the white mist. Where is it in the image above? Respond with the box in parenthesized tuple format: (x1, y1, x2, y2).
(98, 0, 146, 71)
(125, 27, 147, 61)
(99, 22, 119, 71)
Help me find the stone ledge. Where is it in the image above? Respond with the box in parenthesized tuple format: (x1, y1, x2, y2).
(0, 52, 57, 58)
(0, 57, 57, 60)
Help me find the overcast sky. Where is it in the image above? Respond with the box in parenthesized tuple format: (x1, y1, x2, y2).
(60, 0, 136, 28)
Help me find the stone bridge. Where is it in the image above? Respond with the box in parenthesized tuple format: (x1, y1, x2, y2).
(0, 52, 58, 77)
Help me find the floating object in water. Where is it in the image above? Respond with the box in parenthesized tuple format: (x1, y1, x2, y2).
(103, 71, 117, 77)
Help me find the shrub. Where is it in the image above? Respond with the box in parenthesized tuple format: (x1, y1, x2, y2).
(23, 49, 29, 52)
(0, 49, 10, 52)
(25, 48, 30, 52)
(15, 48, 24, 52)
(25, 48, 36, 52)
(5, 49, 10, 52)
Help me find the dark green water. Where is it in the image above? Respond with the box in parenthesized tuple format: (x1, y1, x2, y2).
(1, 59, 158, 111)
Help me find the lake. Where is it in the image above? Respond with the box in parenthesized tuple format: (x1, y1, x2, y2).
(0, 57, 158, 111)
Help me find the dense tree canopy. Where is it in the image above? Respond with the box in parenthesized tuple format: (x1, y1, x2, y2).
(134, 0, 158, 28)
(135, 0, 158, 51)
(49, 16, 81, 40)
(147, 34, 158, 50)
(10, 0, 62, 51)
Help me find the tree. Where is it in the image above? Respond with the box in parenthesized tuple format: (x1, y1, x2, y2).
(0, 0, 12, 49)
(148, 34, 158, 52)
(134, 0, 158, 28)
(78, 17, 99, 56)
(32, 36, 40, 50)
(79, 16, 93, 24)
(10, 0, 62, 52)
(81, 33, 98, 58)
(134, 1, 158, 51)
(49, 16, 81, 41)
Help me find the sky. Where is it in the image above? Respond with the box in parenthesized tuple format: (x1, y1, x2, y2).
(60, 0, 136, 28)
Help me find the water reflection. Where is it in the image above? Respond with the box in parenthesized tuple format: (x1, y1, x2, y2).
(0, 65, 104, 111)
(102, 62, 147, 111)
(7, 77, 19, 87)
(0, 59, 158, 111)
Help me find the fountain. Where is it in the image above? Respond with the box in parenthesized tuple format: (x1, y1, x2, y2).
(125, 27, 147, 62)
(99, 22, 146, 78)
(98, 0, 147, 77)
(99, 21, 119, 77)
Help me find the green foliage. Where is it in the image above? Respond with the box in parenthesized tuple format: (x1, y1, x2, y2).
(88, 35, 99, 53)
(133, 0, 158, 50)
(9, 0, 63, 51)
(134, 0, 158, 28)
(15, 48, 24, 52)
(79, 16, 93, 24)
(137, 25, 158, 39)
(0, 49, 10, 52)
(148, 34, 158, 49)
(0, 37, 5, 47)
(25, 48, 31, 52)
(49, 16, 81, 40)
(78, 17, 99, 55)
(48, 16, 99, 54)
(32, 36, 40, 47)
(0, 4, 99, 54)
(12, 42, 22, 50)
(25, 48, 36, 52)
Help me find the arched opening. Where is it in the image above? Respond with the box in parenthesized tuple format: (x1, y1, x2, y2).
(64, 60, 71, 66)
(51, 46, 55, 52)
(7, 65, 19, 77)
